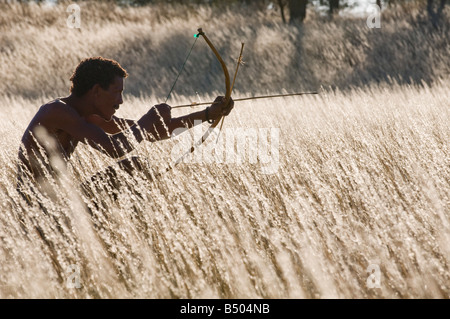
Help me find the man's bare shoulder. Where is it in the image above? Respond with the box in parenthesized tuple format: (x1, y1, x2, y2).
(39, 99, 77, 116)
(36, 99, 82, 128)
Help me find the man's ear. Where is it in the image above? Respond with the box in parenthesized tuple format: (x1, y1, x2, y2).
(91, 83, 102, 97)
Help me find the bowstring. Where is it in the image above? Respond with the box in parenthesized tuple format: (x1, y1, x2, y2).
(165, 33, 200, 103)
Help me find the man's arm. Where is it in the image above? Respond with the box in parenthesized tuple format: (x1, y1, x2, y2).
(48, 103, 147, 158)
(86, 114, 137, 135)
(84, 96, 234, 140)
(167, 96, 234, 134)
(49, 97, 233, 158)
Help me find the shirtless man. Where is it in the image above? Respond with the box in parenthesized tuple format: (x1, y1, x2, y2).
(17, 56, 233, 199)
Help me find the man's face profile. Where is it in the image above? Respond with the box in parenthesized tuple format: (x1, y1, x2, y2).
(94, 76, 124, 121)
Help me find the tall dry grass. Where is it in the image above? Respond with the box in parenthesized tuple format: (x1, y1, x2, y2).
(0, 1, 449, 298)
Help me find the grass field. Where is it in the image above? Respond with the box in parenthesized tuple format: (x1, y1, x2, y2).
(0, 1, 449, 298)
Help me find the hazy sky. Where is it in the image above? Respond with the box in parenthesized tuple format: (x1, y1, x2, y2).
(308, 0, 381, 16)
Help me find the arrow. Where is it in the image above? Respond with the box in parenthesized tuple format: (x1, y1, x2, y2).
(171, 92, 318, 109)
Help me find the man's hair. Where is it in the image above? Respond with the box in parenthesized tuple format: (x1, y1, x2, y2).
(69, 57, 128, 97)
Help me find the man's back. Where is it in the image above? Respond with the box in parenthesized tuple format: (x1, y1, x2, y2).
(18, 99, 80, 182)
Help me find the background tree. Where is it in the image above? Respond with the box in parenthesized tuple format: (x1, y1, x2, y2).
(329, 0, 339, 15)
(289, 0, 308, 23)
(277, 0, 288, 23)
(427, 0, 447, 28)
(278, 0, 308, 24)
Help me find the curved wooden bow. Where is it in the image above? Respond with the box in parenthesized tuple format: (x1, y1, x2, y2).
(194, 28, 232, 145)
(170, 28, 233, 168)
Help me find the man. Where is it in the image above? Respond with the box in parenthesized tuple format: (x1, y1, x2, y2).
(17, 56, 233, 200)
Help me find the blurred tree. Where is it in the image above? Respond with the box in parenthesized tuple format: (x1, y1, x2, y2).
(427, 0, 446, 28)
(329, 0, 339, 14)
(277, 0, 307, 24)
(277, 0, 287, 23)
(288, 0, 308, 23)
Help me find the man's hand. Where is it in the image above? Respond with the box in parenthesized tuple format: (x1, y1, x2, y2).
(208, 96, 234, 121)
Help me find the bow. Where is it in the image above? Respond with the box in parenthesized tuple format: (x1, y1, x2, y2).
(188, 28, 232, 150)
(169, 28, 238, 169)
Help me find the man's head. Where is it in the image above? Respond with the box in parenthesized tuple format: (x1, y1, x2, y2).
(70, 57, 128, 121)
(70, 57, 128, 97)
